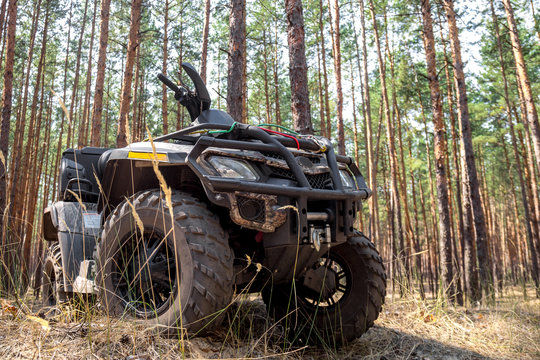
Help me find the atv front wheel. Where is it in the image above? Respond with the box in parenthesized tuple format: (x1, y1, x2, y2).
(262, 233, 386, 345)
(96, 189, 234, 335)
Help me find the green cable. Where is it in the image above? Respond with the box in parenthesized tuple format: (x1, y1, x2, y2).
(208, 121, 238, 134)
(257, 123, 299, 135)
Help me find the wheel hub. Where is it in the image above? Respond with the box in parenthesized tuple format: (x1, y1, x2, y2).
(303, 264, 337, 299)
(114, 230, 177, 316)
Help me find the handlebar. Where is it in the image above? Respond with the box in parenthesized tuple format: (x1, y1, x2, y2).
(158, 73, 180, 93)
(157, 63, 212, 122)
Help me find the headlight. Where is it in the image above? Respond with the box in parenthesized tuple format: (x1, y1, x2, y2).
(339, 169, 356, 189)
(208, 156, 259, 181)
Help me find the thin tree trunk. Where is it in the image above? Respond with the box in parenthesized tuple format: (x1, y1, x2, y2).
(318, 0, 331, 137)
(316, 35, 325, 137)
(117, 0, 142, 147)
(162, 0, 169, 134)
(444, 0, 491, 302)
(21, 4, 49, 285)
(262, 30, 271, 124)
(131, 46, 141, 142)
(0, 0, 7, 47)
(329, 0, 344, 153)
(0, 0, 17, 293)
(80, 0, 97, 147)
(177, 14, 184, 130)
(408, 141, 425, 299)
(67, 0, 90, 149)
(358, 0, 377, 243)
(421, 0, 455, 302)
(516, 86, 540, 295)
(273, 19, 281, 126)
(200, 0, 211, 83)
(6, 0, 40, 249)
(368, 0, 403, 283)
(90, 0, 111, 146)
(502, 0, 540, 179)
(490, 0, 540, 295)
(528, 0, 540, 43)
(350, 60, 359, 164)
(438, 13, 466, 299)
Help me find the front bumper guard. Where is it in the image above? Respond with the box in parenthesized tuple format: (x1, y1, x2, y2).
(181, 123, 371, 240)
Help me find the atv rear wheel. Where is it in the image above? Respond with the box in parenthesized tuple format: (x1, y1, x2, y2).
(96, 189, 234, 335)
(42, 244, 69, 305)
(262, 233, 386, 345)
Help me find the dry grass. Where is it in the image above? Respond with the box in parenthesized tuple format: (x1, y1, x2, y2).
(0, 287, 538, 359)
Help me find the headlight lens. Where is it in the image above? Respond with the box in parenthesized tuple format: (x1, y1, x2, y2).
(208, 156, 258, 181)
(339, 169, 356, 189)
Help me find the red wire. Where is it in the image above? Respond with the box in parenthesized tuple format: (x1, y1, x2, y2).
(258, 127, 300, 150)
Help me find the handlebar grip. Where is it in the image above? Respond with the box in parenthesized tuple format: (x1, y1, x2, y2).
(157, 73, 180, 93)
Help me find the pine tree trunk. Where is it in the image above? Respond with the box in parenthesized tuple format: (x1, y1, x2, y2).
(67, 0, 90, 149)
(516, 86, 540, 296)
(273, 19, 281, 126)
(131, 46, 141, 142)
(0, 0, 17, 293)
(318, 0, 331, 137)
(440, 24, 466, 297)
(262, 30, 271, 124)
(162, 0, 169, 134)
(80, 0, 97, 147)
(6, 0, 40, 250)
(349, 60, 359, 164)
(117, 0, 142, 147)
(528, 0, 540, 43)
(490, 0, 540, 295)
(421, 0, 455, 302)
(21, 5, 49, 286)
(227, 0, 246, 123)
(329, 0, 344, 153)
(316, 36, 325, 137)
(444, 0, 491, 302)
(90, 0, 111, 146)
(285, 0, 312, 135)
(368, 0, 404, 292)
(177, 17, 184, 130)
(358, 0, 377, 243)
(0, 0, 7, 47)
(200, 0, 211, 83)
(502, 0, 540, 178)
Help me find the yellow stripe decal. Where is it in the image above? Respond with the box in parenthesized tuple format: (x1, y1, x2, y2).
(127, 151, 169, 162)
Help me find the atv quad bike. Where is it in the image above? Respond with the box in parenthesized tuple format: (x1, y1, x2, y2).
(42, 63, 386, 343)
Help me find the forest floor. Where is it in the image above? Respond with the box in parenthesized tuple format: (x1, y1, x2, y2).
(0, 286, 538, 360)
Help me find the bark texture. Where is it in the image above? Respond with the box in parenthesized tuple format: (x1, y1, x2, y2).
(444, 0, 492, 302)
(200, 0, 211, 83)
(421, 0, 455, 301)
(285, 0, 313, 135)
(91, 0, 111, 146)
(0, 0, 17, 292)
(502, 0, 540, 179)
(117, 0, 142, 147)
(227, 0, 246, 123)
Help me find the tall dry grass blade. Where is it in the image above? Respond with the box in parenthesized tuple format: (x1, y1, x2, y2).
(145, 127, 185, 353)
(51, 89, 71, 128)
(125, 199, 144, 237)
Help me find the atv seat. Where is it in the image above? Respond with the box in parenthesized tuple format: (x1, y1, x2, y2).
(59, 147, 111, 203)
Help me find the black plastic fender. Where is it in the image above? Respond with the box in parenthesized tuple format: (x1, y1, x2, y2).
(42, 201, 100, 292)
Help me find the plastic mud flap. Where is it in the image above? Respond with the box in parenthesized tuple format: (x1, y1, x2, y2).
(44, 201, 101, 293)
